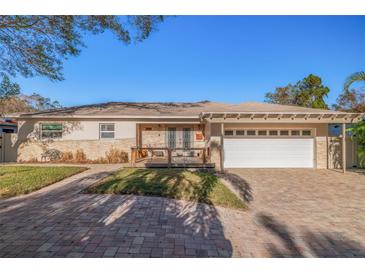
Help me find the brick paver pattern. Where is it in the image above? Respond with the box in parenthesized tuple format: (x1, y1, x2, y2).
(0, 165, 364, 257)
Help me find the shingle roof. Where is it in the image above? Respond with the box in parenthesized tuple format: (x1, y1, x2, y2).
(0, 120, 17, 126)
(13, 101, 347, 118)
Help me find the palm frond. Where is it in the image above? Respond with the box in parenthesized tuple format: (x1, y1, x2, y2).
(344, 71, 365, 92)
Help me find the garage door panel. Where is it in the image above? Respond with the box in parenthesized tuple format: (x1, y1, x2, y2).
(224, 138, 314, 168)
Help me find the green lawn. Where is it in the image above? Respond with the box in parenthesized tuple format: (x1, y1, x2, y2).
(0, 166, 87, 198)
(86, 168, 245, 210)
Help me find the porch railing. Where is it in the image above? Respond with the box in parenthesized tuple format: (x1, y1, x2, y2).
(131, 146, 209, 167)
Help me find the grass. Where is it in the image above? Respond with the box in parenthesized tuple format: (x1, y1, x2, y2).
(86, 168, 245, 210)
(0, 166, 87, 198)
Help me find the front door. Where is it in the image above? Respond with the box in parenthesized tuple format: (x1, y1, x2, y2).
(167, 127, 176, 149)
(182, 128, 192, 149)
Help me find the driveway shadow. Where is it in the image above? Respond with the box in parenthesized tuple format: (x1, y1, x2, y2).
(218, 171, 253, 203)
(257, 213, 365, 258)
(0, 170, 233, 258)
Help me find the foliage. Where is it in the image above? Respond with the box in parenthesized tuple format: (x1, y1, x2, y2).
(105, 147, 129, 163)
(46, 148, 129, 164)
(344, 71, 365, 92)
(347, 121, 365, 168)
(265, 74, 330, 109)
(0, 96, 33, 114)
(26, 93, 61, 111)
(74, 149, 87, 163)
(60, 151, 74, 162)
(333, 88, 365, 113)
(0, 16, 164, 81)
(42, 149, 62, 161)
(0, 166, 87, 198)
(86, 168, 245, 209)
(0, 74, 20, 99)
(0, 74, 61, 115)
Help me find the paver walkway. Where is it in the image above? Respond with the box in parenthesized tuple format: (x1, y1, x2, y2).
(0, 166, 364, 257)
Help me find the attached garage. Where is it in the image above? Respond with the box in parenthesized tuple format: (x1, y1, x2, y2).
(223, 129, 315, 168)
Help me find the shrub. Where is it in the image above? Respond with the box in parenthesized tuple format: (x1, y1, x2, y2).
(36, 148, 129, 164)
(42, 149, 61, 161)
(105, 148, 129, 163)
(60, 151, 73, 162)
(75, 149, 87, 163)
(347, 121, 365, 168)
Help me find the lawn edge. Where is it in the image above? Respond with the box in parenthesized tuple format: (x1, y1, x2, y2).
(0, 166, 89, 199)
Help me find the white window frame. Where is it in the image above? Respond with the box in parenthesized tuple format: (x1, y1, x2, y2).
(223, 128, 314, 138)
(290, 130, 301, 136)
(258, 130, 268, 136)
(235, 130, 245, 136)
(99, 123, 115, 139)
(246, 130, 257, 136)
(224, 130, 234, 136)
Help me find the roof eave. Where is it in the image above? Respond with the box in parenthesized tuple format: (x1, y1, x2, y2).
(11, 114, 201, 120)
(200, 112, 365, 123)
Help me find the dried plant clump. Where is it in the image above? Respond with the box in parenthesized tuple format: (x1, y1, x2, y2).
(75, 149, 87, 163)
(60, 151, 73, 162)
(105, 148, 129, 163)
(20, 148, 129, 164)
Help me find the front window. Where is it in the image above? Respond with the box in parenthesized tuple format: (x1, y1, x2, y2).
(41, 123, 63, 139)
(100, 123, 115, 139)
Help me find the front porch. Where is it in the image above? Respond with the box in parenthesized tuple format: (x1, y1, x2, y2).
(132, 123, 214, 168)
(131, 147, 215, 168)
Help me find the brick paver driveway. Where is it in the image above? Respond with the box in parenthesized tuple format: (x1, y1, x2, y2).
(0, 166, 364, 257)
(223, 168, 365, 257)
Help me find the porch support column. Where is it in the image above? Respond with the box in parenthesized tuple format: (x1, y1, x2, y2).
(342, 123, 346, 173)
(220, 123, 224, 173)
(131, 147, 136, 167)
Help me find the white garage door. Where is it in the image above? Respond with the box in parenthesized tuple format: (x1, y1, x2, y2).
(224, 138, 314, 168)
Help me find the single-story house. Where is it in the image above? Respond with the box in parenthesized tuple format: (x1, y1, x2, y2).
(7, 101, 364, 171)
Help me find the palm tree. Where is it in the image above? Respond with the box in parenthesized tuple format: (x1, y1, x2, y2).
(344, 71, 365, 92)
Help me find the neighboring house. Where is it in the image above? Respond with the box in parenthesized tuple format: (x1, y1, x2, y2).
(0, 119, 18, 163)
(8, 101, 364, 170)
(0, 119, 17, 133)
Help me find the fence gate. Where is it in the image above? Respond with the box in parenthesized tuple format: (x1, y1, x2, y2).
(0, 134, 3, 163)
(0, 133, 18, 163)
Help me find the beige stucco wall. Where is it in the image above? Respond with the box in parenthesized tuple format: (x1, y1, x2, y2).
(14, 119, 137, 162)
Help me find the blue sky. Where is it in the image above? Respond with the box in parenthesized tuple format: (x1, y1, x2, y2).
(15, 16, 365, 107)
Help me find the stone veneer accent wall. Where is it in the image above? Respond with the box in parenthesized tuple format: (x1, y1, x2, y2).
(315, 136, 328, 169)
(17, 138, 135, 162)
(209, 136, 222, 171)
(140, 124, 206, 148)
